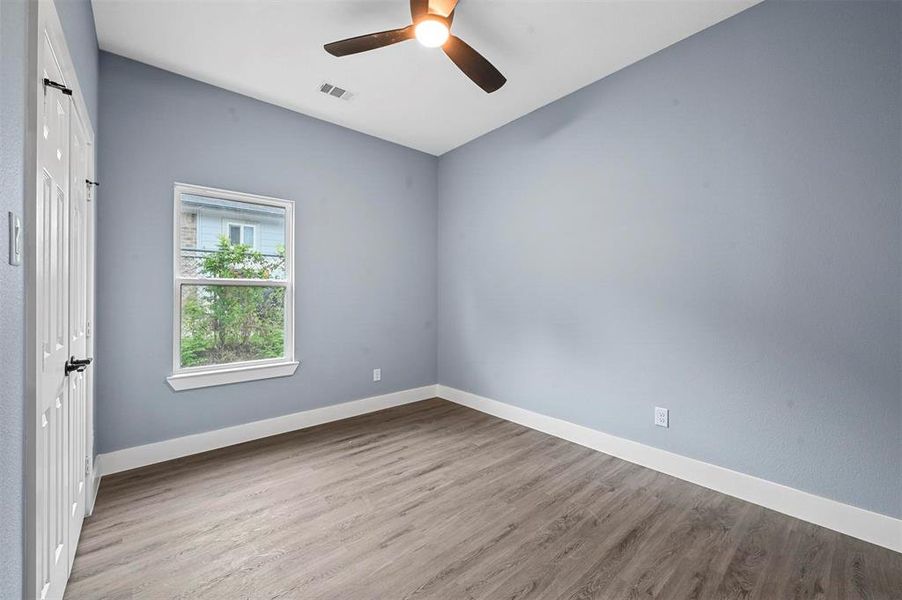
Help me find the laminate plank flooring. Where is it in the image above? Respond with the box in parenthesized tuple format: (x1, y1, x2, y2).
(66, 399, 902, 599)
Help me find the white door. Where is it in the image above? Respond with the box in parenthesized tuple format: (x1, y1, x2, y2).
(67, 105, 90, 569)
(34, 8, 94, 597)
(36, 26, 72, 600)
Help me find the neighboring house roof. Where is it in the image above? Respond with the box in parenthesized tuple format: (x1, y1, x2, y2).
(182, 194, 284, 218)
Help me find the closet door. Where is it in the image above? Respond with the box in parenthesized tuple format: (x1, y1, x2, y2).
(67, 105, 91, 570)
(35, 21, 72, 600)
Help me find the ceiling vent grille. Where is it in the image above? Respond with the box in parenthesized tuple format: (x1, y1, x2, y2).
(320, 83, 353, 101)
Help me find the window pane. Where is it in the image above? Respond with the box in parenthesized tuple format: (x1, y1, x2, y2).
(180, 284, 285, 368)
(179, 193, 286, 279)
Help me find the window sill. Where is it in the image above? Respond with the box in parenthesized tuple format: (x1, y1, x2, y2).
(166, 361, 299, 391)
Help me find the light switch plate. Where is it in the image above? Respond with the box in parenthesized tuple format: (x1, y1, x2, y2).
(373, 368, 381, 382)
(8, 212, 22, 266)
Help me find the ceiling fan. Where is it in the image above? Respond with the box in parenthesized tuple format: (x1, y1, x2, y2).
(324, 0, 506, 94)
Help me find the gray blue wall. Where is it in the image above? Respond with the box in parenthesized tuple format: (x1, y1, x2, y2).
(0, 0, 98, 596)
(96, 53, 438, 453)
(437, 1, 902, 518)
(1, 3, 29, 596)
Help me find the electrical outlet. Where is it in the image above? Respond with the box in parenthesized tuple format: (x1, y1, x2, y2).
(654, 407, 669, 428)
(373, 368, 381, 382)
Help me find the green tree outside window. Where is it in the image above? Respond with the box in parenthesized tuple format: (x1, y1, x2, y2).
(180, 236, 286, 367)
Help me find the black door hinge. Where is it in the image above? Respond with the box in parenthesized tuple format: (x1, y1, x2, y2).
(43, 78, 72, 96)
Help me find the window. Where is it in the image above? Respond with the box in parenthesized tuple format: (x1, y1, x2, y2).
(227, 222, 256, 247)
(167, 183, 297, 390)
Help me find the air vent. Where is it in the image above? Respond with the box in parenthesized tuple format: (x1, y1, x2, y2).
(319, 82, 353, 101)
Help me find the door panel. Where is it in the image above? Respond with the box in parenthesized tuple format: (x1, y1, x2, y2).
(68, 106, 89, 568)
(36, 25, 71, 600)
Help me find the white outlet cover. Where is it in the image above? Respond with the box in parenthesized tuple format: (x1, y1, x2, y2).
(654, 407, 669, 428)
(373, 368, 381, 382)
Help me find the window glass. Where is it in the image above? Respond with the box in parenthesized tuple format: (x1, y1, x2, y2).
(179, 194, 285, 280)
(179, 284, 285, 367)
(228, 224, 241, 245)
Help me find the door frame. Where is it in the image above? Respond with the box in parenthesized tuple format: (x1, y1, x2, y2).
(24, 1, 97, 597)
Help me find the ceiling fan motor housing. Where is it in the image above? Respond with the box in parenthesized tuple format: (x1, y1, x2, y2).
(414, 16, 450, 47)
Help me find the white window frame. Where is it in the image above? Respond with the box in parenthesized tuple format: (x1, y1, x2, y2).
(167, 183, 298, 391)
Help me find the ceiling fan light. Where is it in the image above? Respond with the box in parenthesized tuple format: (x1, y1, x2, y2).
(415, 19, 449, 48)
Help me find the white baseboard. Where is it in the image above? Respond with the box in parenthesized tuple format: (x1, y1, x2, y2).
(97, 385, 438, 476)
(437, 385, 902, 554)
(93, 382, 900, 553)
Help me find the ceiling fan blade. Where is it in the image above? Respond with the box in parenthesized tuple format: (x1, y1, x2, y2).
(442, 35, 506, 93)
(429, 0, 459, 18)
(325, 25, 414, 57)
(411, 0, 429, 21)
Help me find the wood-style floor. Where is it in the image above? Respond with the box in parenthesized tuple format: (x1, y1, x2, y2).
(67, 398, 902, 600)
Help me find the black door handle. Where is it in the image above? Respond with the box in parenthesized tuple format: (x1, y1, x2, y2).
(65, 356, 93, 375)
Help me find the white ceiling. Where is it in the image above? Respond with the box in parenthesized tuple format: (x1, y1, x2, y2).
(92, 0, 759, 155)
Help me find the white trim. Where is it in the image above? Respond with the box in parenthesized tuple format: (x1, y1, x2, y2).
(175, 354, 294, 376)
(85, 469, 101, 517)
(97, 385, 439, 475)
(437, 385, 902, 554)
(166, 359, 299, 390)
(172, 182, 295, 386)
(177, 277, 288, 287)
(175, 181, 290, 208)
(85, 130, 97, 520)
